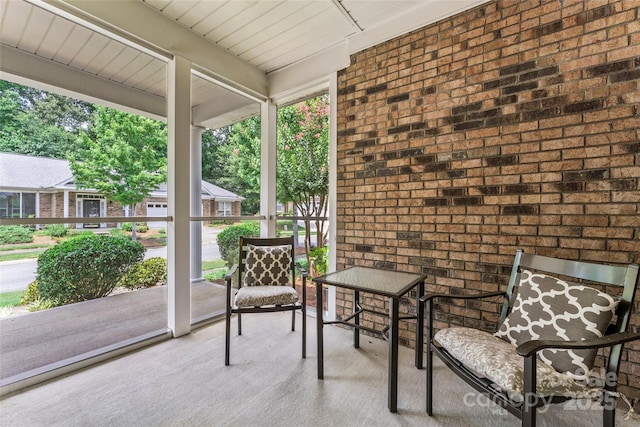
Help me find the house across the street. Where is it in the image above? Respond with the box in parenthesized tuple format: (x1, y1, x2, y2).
(0, 152, 243, 228)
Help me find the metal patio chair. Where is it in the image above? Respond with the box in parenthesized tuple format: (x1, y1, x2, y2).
(224, 236, 306, 365)
(420, 250, 640, 427)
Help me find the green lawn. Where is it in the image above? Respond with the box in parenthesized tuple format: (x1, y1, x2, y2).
(204, 268, 227, 281)
(0, 256, 227, 308)
(0, 243, 50, 252)
(0, 290, 25, 307)
(202, 259, 228, 281)
(202, 259, 226, 271)
(0, 251, 43, 262)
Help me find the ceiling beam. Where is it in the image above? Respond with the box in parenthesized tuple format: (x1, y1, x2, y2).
(0, 45, 166, 120)
(192, 95, 257, 128)
(43, 0, 269, 100)
(268, 42, 349, 101)
(197, 104, 261, 131)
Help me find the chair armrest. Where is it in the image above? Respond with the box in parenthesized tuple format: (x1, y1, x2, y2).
(224, 264, 238, 284)
(295, 262, 309, 278)
(420, 290, 505, 304)
(516, 332, 640, 357)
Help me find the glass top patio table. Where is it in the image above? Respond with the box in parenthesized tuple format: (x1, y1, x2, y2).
(313, 266, 426, 297)
(313, 266, 427, 413)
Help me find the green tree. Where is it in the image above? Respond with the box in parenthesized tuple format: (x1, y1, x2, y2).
(201, 125, 232, 184)
(0, 80, 93, 158)
(201, 118, 261, 214)
(277, 95, 329, 267)
(70, 106, 167, 240)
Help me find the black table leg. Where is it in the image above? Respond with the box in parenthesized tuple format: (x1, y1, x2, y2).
(388, 296, 399, 413)
(354, 289, 360, 348)
(415, 280, 424, 369)
(316, 283, 324, 379)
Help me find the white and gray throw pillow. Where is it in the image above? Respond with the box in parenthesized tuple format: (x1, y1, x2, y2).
(243, 244, 291, 287)
(494, 269, 618, 380)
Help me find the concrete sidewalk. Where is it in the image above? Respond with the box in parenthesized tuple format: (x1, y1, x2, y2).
(0, 281, 226, 383)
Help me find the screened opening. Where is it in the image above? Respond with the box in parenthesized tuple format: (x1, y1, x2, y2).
(275, 94, 330, 313)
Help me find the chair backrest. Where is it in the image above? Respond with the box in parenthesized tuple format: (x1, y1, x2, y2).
(500, 250, 639, 374)
(237, 236, 296, 289)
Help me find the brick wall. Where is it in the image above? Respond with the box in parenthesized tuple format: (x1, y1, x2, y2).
(336, 0, 640, 402)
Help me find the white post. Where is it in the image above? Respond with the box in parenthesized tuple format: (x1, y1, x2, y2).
(167, 55, 192, 337)
(327, 72, 338, 321)
(35, 192, 40, 218)
(260, 100, 277, 237)
(63, 190, 69, 228)
(191, 125, 204, 282)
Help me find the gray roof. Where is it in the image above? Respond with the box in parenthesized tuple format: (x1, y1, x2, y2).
(0, 152, 73, 190)
(201, 180, 244, 201)
(0, 152, 243, 201)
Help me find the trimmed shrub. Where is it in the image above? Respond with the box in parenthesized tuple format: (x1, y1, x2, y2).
(36, 234, 144, 306)
(43, 224, 68, 238)
(66, 230, 95, 238)
(27, 298, 53, 312)
(121, 222, 149, 233)
(118, 257, 167, 289)
(20, 280, 41, 305)
(0, 225, 33, 245)
(309, 246, 329, 277)
(109, 228, 126, 238)
(216, 222, 259, 267)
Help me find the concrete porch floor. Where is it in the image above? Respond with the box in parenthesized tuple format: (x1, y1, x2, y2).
(2, 311, 639, 426)
(0, 282, 227, 384)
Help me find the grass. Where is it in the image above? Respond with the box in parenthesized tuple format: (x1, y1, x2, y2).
(0, 251, 43, 262)
(202, 259, 226, 271)
(0, 290, 25, 307)
(204, 269, 227, 281)
(202, 259, 228, 281)
(0, 243, 50, 252)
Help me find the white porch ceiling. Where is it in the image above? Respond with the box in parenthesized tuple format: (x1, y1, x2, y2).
(0, 0, 488, 128)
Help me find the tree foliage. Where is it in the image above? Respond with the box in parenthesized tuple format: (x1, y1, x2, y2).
(277, 95, 330, 260)
(202, 118, 261, 214)
(0, 80, 93, 158)
(70, 106, 167, 239)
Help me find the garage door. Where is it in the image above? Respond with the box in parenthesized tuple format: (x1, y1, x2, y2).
(146, 203, 167, 228)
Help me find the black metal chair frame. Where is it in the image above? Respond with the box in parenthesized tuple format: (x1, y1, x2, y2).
(224, 236, 307, 365)
(420, 249, 640, 427)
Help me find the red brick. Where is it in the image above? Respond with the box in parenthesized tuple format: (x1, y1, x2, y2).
(336, 0, 640, 393)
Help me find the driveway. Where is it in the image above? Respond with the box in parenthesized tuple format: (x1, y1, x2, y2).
(0, 226, 222, 293)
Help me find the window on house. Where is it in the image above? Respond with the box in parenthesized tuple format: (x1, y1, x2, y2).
(0, 192, 36, 218)
(218, 201, 232, 216)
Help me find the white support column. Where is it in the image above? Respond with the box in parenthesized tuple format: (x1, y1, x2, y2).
(191, 125, 204, 282)
(63, 191, 69, 228)
(259, 100, 277, 237)
(167, 55, 192, 337)
(35, 191, 41, 230)
(327, 72, 338, 321)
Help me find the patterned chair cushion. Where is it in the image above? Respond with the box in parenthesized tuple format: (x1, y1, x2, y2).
(244, 244, 291, 287)
(234, 285, 298, 308)
(494, 269, 618, 380)
(434, 327, 602, 401)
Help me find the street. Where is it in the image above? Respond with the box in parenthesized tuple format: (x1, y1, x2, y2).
(0, 226, 223, 293)
(0, 260, 36, 293)
(0, 226, 315, 293)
